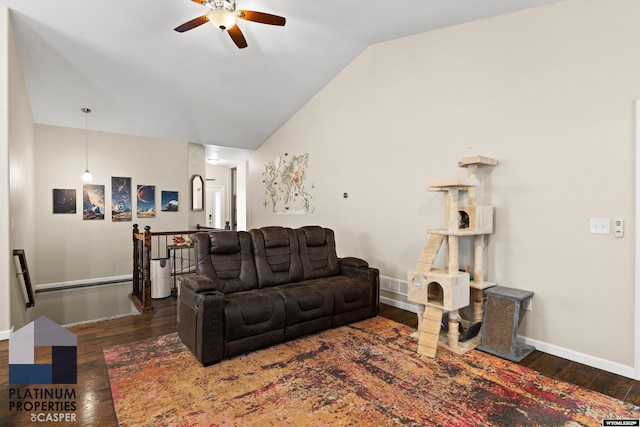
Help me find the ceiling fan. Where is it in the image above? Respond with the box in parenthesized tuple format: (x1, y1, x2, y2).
(174, 0, 286, 49)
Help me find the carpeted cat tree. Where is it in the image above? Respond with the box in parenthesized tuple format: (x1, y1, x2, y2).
(408, 155, 497, 357)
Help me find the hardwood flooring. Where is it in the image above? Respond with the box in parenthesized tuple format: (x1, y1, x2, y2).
(378, 304, 640, 406)
(0, 301, 638, 426)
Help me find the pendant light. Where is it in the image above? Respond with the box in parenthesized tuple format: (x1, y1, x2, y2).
(81, 107, 92, 182)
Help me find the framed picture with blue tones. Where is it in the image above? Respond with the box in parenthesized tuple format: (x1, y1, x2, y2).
(161, 191, 179, 212)
(83, 184, 105, 220)
(112, 177, 132, 221)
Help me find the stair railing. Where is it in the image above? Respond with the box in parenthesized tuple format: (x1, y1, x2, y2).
(132, 224, 216, 312)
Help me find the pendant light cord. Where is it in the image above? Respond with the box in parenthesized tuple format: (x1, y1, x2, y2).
(81, 107, 92, 182)
(84, 110, 89, 170)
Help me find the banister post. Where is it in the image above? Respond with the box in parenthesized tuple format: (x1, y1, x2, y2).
(142, 225, 153, 312)
(132, 224, 139, 298)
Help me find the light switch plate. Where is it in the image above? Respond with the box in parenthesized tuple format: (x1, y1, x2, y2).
(589, 218, 610, 234)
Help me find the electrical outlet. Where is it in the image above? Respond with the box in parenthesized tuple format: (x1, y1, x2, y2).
(614, 218, 624, 238)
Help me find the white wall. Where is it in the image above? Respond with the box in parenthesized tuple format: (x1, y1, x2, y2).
(249, 0, 640, 374)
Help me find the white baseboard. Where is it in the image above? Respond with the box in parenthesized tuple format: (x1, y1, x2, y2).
(62, 311, 140, 328)
(519, 336, 636, 379)
(380, 295, 419, 314)
(380, 275, 637, 379)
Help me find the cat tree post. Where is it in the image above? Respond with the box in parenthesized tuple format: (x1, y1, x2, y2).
(466, 163, 478, 206)
(446, 185, 460, 345)
(472, 235, 486, 323)
(448, 311, 459, 348)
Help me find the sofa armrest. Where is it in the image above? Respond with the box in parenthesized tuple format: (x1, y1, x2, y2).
(181, 274, 217, 293)
(340, 257, 369, 269)
(341, 260, 378, 282)
(178, 276, 225, 366)
(340, 257, 376, 279)
(339, 258, 380, 317)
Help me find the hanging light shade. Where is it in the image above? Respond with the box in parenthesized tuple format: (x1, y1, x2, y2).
(81, 107, 93, 182)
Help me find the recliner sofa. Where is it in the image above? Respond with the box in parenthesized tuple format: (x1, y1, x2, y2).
(178, 225, 380, 366)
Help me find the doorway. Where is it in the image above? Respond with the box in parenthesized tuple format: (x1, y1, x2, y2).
(205, 182, 225, 229)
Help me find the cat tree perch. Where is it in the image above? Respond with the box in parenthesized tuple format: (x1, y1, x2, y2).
(408, 155, 498, 358)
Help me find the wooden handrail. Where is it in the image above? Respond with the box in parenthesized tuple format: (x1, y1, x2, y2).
(13, 249, 35, 308)
(133, 224, 213, 239)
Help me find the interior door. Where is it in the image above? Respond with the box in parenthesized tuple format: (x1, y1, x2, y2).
(205, 183, 225, 229)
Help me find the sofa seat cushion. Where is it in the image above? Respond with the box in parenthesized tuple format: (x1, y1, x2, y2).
(277, 281, 335, 326)
(224, 289, 285, 341)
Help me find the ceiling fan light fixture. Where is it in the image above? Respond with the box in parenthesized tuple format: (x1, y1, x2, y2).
(207, 9, 237, 31)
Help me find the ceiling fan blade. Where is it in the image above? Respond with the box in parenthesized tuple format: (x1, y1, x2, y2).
(227, 25, 248, 49)
(238, 10, 286, 26)
(174, 15, 208, 33)
(191, 0, 206, 3)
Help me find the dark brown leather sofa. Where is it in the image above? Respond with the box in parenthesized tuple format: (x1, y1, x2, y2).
(178, 225, 380, 366)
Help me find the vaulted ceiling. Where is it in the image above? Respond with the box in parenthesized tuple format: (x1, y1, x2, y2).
(3, 0, 558, 155)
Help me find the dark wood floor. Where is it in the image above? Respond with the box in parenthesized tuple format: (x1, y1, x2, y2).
(378, 304, 640, 406)
(1, 300, 639, 426)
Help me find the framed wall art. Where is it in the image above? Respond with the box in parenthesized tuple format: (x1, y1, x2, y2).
(83, 184, 105, 220)
(161, 191, 179, 212)
(112, 176, 132, 222)
(137, 185, 156, 218)
(53, 189, 76, 214)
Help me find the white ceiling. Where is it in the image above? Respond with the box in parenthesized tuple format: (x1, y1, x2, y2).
(2, 0, 558, 159)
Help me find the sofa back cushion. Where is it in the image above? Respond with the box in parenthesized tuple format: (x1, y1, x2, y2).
(249, 226, 303, 288)
(193, 231, 258, 294)
(297, 226, 340, 280)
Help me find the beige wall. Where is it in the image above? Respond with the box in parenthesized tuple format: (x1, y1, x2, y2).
(33, 125, 194, 285)
(188, 142, 207, 229)
(7, 5, 36, 330)
(1, 6, 11, 334)
(249, 0, 640, 374)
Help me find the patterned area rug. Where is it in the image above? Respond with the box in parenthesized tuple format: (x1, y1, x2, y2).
(104, 317, 640, 426)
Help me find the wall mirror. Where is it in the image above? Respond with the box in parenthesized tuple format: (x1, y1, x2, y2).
(192, 174, 204, 211)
